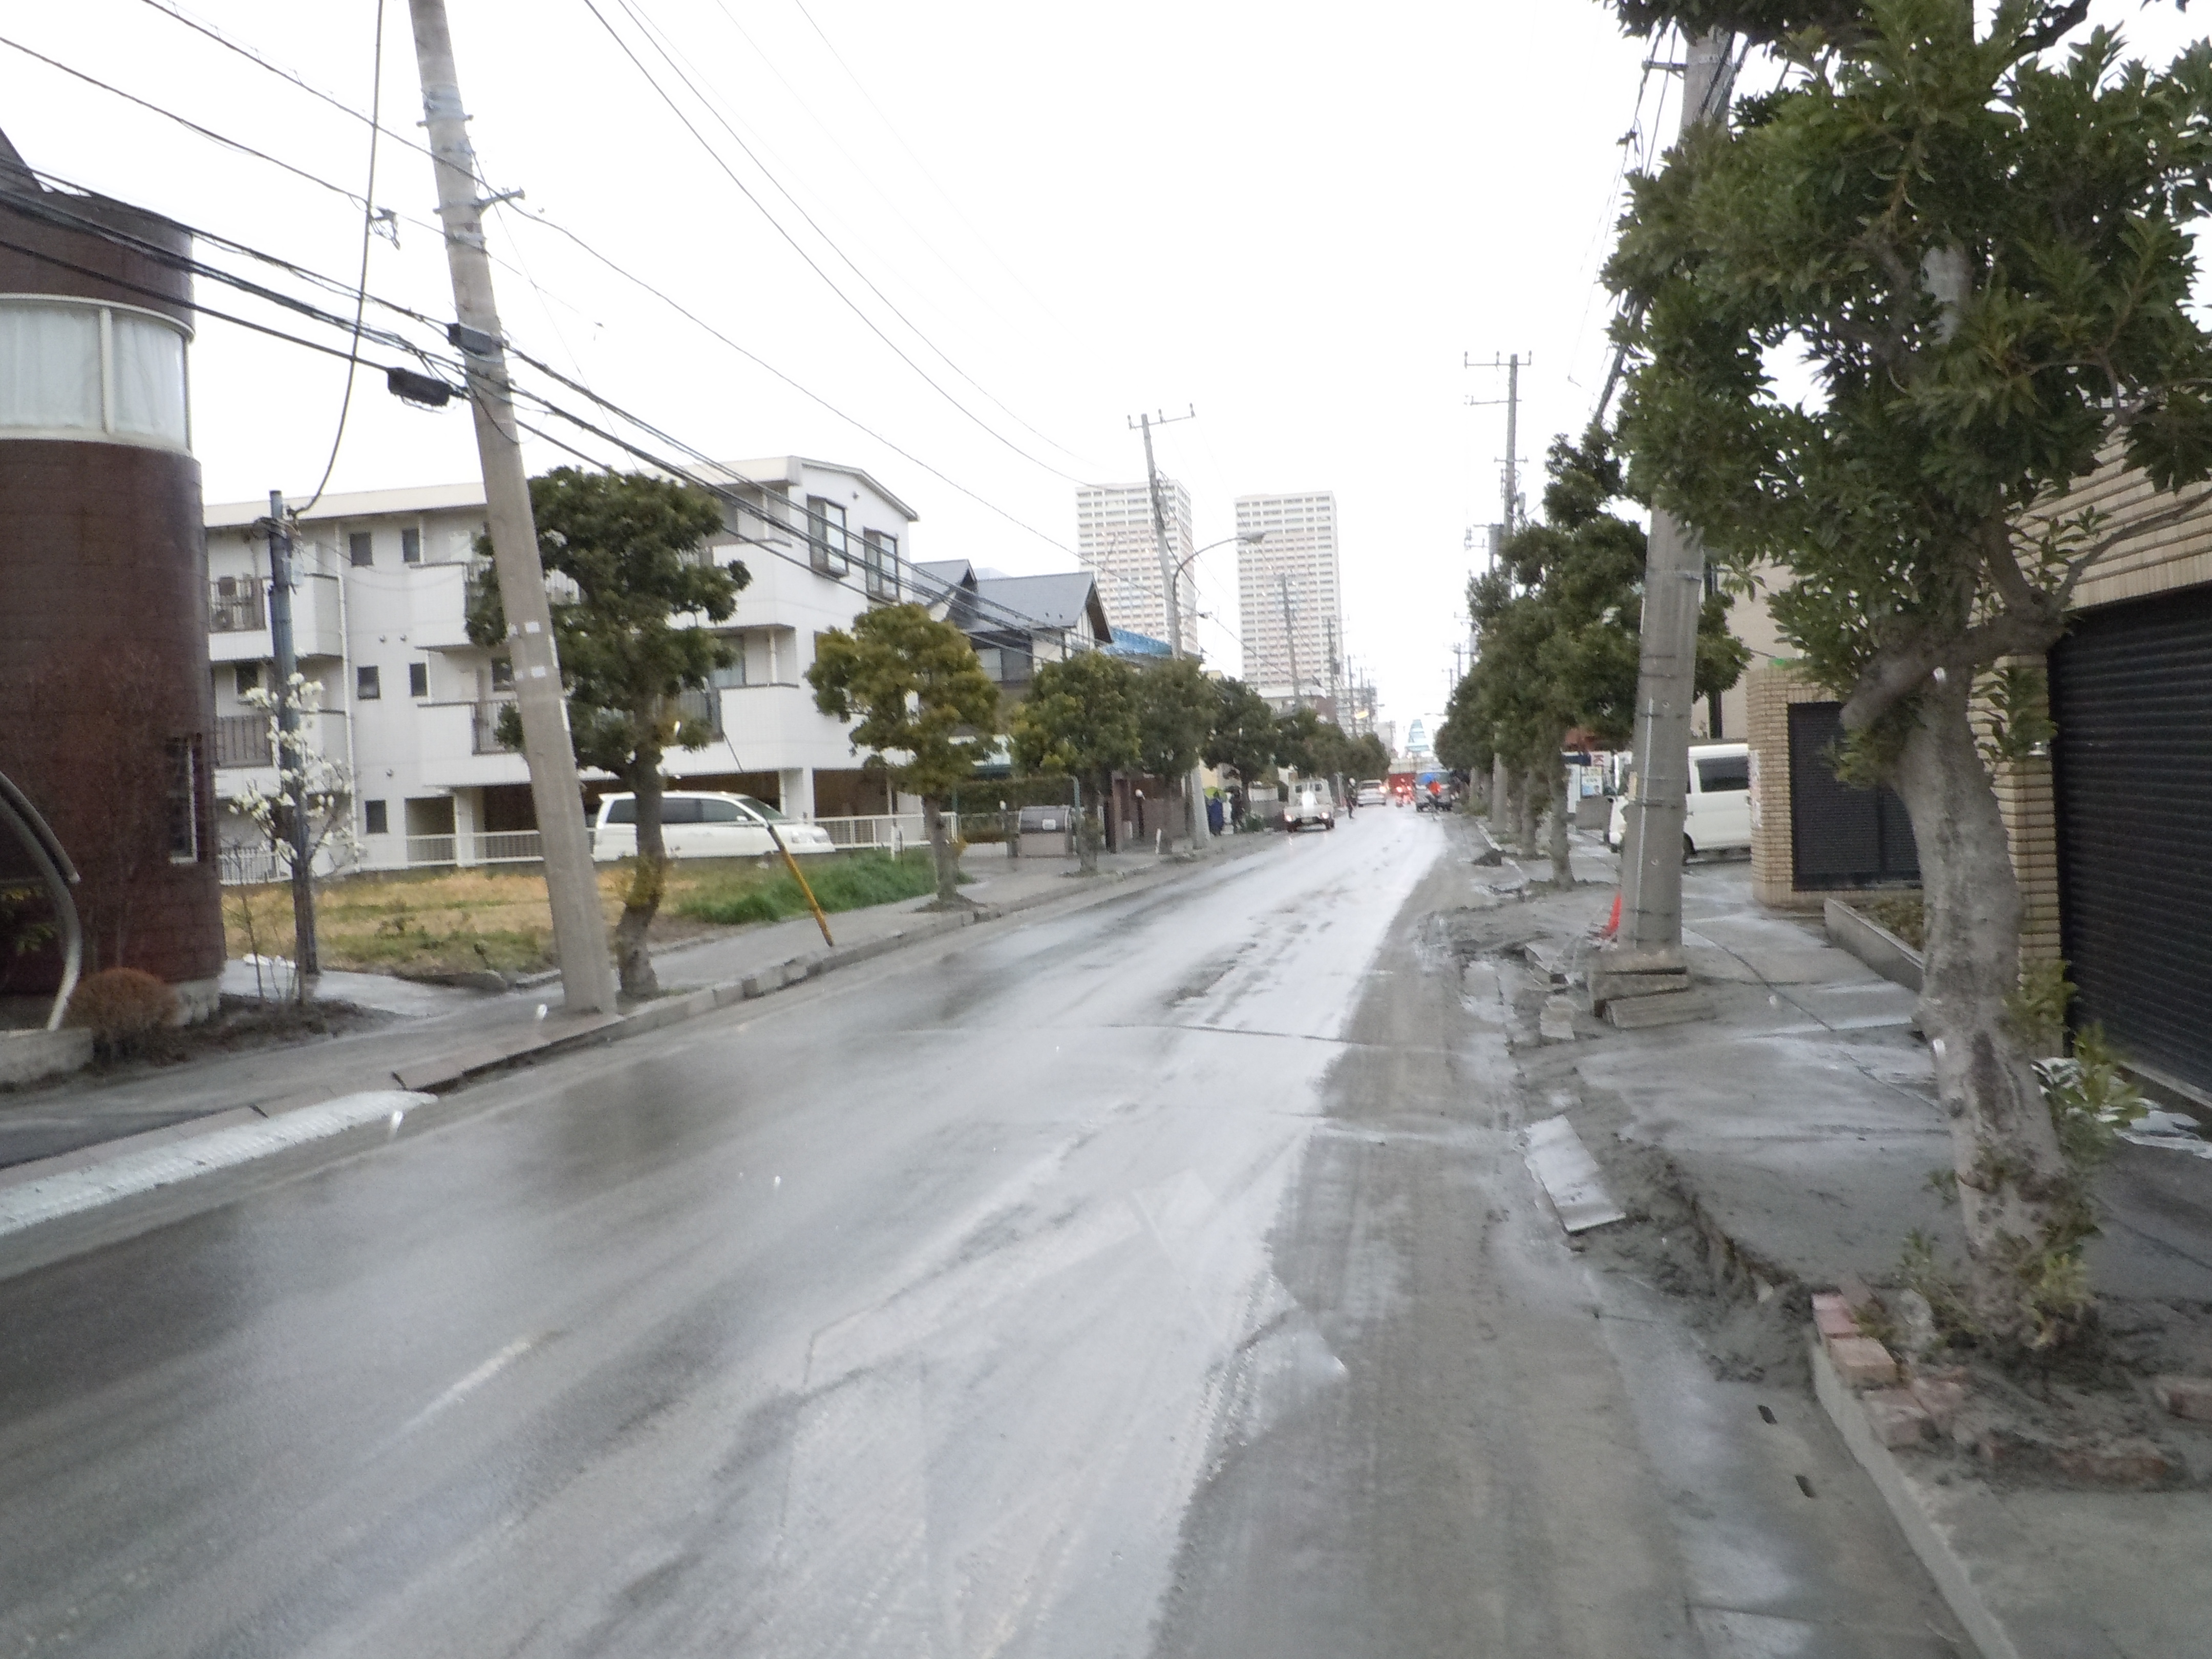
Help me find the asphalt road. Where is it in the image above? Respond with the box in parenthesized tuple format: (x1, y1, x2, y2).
(0, 809, 1963, 1657)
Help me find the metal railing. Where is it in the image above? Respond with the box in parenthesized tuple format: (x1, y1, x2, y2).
(813, 813, 924, 851)
(209, 580, 264, 633)
(472, 699, 515, 755)
(671, 686, 722, 735)
(406, 834, 457, 867)
(473, 830, 542, 863)
(213, 713, 272, 768)
(217, 842, 285, 885)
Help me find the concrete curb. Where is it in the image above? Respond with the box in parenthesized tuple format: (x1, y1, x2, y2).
(1809, 1333, 2013, 1659)
(0, 841, 1266, 1270)
(1822, 897, 1924, 994)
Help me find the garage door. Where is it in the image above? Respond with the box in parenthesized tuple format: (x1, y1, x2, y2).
(2051, 584, 2212, 1097)
(1788, 701, 1920, 889)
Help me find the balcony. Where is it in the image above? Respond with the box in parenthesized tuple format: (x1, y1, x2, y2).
(207, 571, 344, 663)
(209, 579, 264, 634)
(210, 710, 343, 779)
(213, 713, 271, 769)
(473, 698, 515, 755)
(416, 700, 529, 789)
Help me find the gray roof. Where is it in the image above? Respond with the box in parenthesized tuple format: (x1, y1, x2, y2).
(974, 572, 1110, 640)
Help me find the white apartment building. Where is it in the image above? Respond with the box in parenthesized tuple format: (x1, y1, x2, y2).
(205, 456, 925, 876)
(1236, 491, 1344, 713)
(1075, 480, 1195, 649)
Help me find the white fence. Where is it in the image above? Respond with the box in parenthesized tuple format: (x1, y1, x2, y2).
(813, 813, 926, 852)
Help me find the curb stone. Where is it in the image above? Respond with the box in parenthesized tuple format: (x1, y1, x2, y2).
(1811, 1334, 2013, 1659)
(0, 841, 1265, 1269)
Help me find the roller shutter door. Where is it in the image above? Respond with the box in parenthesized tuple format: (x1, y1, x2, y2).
(1788, 700, 1919, 889)
(2050, 585, 2212, 1096)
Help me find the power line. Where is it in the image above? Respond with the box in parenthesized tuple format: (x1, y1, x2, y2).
(577, 0, 1097, 489)
(296, 0, 387, 517)
(621, 0, 1094, 471)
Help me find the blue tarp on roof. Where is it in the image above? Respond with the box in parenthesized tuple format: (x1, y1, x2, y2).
(1105, 628, 1171, 657)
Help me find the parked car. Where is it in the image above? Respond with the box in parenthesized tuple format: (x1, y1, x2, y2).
(1283, 779, 1337, 832)
(590, 792, 838, 861)
(1604, 742, 1752, 857)
(1356, 779, 1388, 806)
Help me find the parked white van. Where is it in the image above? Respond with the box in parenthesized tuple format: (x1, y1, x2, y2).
(1283, 778, 1337, 832)
(1605, 742, 1751, 857)
(590, 792, 838, 862)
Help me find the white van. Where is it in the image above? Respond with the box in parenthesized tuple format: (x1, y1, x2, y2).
(590, 792, 838, 862)
(1283, 778, 1337, 832)
(1605, 742, 1751, 857)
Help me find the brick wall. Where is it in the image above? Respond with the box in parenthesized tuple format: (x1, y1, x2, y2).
(1745, 663, 1833, 909)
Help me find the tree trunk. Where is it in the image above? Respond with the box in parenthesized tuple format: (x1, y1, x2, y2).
(1491, 753, 1511, 835)
(614, 761, 666, 999)
(1516, 768, 1542, 854)
(1077, 774, 1103, 874)
(1884, 672, 2079, 1347)
(1549, 757, 1575, 886)
(922, 796, 963, 904)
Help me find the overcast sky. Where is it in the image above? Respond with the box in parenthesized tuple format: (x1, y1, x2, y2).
(6, 1, 2204, 741)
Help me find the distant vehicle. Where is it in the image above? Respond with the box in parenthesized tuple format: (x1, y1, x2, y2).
(1387, 770, 1417, 805)
(1414, 771, 1453, 812)
(1604, 742, 1752, 857)
(590, 791, 838, 862)
(1283, 778, 1337, 832)
(1356, 779, 1388, 807)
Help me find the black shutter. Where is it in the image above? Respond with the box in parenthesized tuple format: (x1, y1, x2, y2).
(1788, 700, 1920, 889)
(2051, 585, 2212, 1096)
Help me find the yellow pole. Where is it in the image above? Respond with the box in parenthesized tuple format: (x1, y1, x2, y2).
(767, 821, 834, 947)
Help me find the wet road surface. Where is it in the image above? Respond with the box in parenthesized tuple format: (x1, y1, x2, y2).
(0, 810, 1962, 1656)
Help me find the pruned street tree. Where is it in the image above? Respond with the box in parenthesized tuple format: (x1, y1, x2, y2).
(468, 467, 740, 998)
(1605, 0, 2212, 1346)
(1008, 651, 1138, 874)
(226, 675, 358, 1001)
(1130, 656, 1217, 851)
(1204, 677, 1281, 818)
(808, 603, 1001, 905)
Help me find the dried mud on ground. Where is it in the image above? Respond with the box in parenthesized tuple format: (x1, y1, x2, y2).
(1433, 838, 2212, 1490)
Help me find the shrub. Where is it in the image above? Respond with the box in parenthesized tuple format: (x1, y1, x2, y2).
(675, 849, 944, 926)
(64, 967, 179, 1057)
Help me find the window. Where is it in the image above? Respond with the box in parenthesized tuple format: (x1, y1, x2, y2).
(357, 664, 381, 700)
(408, 662, 429, 699)
(658, 797, 704, 825)
(711, 649, 747, 689)
(234, 662, 260, 696)
(863, 529, 898, 600)
(400, 526, 421, 564)
(600, 798, 636, 825)
(698, 798, 742, 822)
(973, 646, 1002, 682)
(1696, 755, 1750, 793)
(166, 737, 202, 863)
(349, 531, 373, 567)
(0, 299, 190, 452)
(491, 656, 515, 691)
(363, 799, 389, 836)
(807, 497, 849, 576)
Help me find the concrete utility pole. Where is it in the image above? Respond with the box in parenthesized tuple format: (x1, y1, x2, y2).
(1129, 407, 1209, 847)
(1276, 573, 1303, 711)
(264, 491, 317, 985)
(1597, 29, 1737, 1026)
(1324, 616, 1342, 723)
(1466, 352, 1527, 538)
(407, 0, 615, 1014)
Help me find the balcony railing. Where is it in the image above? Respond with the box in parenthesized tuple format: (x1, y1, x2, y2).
(472, 699, 515, 755)
(672, 687, 723, 736)
(401, 830, 542, 869)
(209, 580, 265, 633)
(213, 713, 272, 769)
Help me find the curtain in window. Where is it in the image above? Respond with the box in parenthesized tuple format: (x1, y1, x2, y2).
(0, 303, 99, 431)
(110, 311, 188, 446)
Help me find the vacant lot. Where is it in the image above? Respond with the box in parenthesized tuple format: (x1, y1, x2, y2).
(224, 850, 942, 979)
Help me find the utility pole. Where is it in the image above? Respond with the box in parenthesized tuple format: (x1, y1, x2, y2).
(1276, 572, 1303, 712)
(1466, 352, 1527, 538)
(1129, 406, 1208, 848)
(264, 491, 317, 987)
(1324, 616, 1342, 724)
(407, 0, 615, 1014)
(1596, 28, 1737, 1025)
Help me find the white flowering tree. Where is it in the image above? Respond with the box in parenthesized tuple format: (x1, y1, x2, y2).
(226, 675, 357, 1001)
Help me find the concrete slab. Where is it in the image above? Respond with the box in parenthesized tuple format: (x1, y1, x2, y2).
(1523, 1115, 1627, 1232)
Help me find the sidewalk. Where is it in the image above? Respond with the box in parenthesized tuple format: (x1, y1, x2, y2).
(0, 840, 1264, 1176)
(1460, 816, 2212, 1659)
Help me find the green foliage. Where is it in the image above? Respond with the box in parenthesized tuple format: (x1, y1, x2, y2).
(806, 604, 1002, 803)
(1130, 656, 1218, 782)
(2035, 1024, 2149, 1168)
(1976, 662, 2057, 768)
(1009, 652, 1140, 789)
(674, 849, 945, 926)
(1203, 676, 1281, 781)
(467, 468, 741, 784)
(1606, 6, 2212, 719)
(2006, 956, 2074, 1053)
(1440, 428, 1748, 779)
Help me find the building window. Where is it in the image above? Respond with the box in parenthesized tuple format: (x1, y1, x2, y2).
(357, 664, 381, 700)
(490, 656, 514, 691)
(807, 497, 849, 576)
(400, 526, 421, 564)
(0, 298, 189, 452)
(363, 799, 389, 836)
(409, 662, 430, 699)
(166, 737, 203, 863)
(349, 531, 373, 567)
(235, 662, 260, 696)
(863, 529, 898, 600)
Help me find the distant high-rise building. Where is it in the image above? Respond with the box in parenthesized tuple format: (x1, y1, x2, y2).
(1236, 492, 1343, 712)
(1075, 481, 1194, 649)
